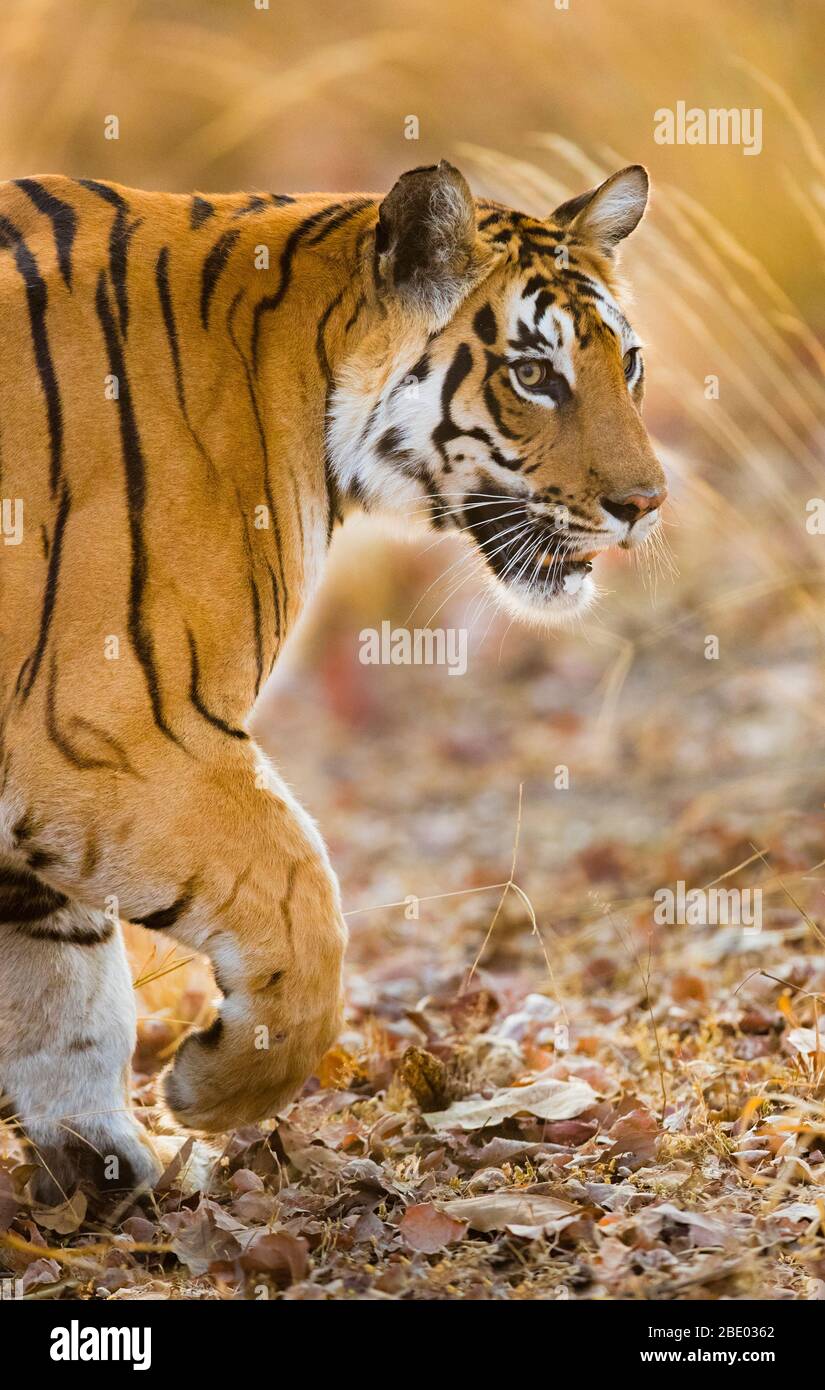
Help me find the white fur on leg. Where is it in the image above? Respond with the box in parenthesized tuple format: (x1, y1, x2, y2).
(0, 913, 160, 1201)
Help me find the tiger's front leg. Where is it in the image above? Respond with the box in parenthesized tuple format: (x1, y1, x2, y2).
(0, 864, 161, 1203)
(61, 741, 348, 1134)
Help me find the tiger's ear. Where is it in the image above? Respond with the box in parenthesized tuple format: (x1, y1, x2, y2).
(550, 165, 649, 256)
(375, 161, 482, 324)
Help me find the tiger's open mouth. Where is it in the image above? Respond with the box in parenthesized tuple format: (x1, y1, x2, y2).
(537, 548, 598, 594)
(465, 499, 600, 611)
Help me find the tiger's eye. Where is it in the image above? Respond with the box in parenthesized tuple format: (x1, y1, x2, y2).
(623, 347, 641, 380)
(515, 360, 547, 389)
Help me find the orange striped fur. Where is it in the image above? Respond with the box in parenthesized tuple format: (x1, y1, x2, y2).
(0, 162, 665, 1195)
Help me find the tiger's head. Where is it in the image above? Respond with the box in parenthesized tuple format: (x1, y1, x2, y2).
(329, 160, 667, 624)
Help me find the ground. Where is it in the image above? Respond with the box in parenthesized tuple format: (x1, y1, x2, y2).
(2, 520, 824, 1301)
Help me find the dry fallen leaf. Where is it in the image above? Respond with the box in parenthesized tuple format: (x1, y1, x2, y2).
(240, 1231, 309, 1285)
(604, 1108, 660, 1169)
(785, 1026, 824, 1056)
(168, 1201, 244, 1274)
(107, 1280, 174, 1301)
(0, 1169, 20, 1234)
(31, 1190, 87, 1234)
(423, 1076, 597, 1131)
(440, 1189, 579, 1237)
(399, 1203, 467, 1252)
(21, 1256, 62, 1291)
(652, 1203, 729, 1248)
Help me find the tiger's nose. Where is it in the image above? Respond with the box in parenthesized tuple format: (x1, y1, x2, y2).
(601, 487, 667, 526)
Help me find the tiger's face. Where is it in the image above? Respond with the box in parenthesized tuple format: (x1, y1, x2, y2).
(330, 161, 667, 624)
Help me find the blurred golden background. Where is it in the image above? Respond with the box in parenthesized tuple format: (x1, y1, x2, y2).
(2, 0, 823, 1097)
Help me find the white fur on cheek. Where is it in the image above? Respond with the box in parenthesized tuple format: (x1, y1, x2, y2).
(327, 327, 437, 514)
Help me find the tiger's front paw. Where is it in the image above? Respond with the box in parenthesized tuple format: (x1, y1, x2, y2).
(160, 992, 343, 1132)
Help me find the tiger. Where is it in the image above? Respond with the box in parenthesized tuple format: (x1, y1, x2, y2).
(0, 160, 666, 1199)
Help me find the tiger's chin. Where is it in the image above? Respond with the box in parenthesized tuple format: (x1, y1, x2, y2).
(493, 564, 598, 629)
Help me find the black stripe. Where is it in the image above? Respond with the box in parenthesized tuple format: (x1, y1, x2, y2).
(110, 214, 141, 339)
(76, 179, 127, 209)
(561, 267, 602, 293)
(508, 317, 548, 353)
(81, 832, 100, 878)
(13, 809, 41, 843)
(250, 206, 340, 370)
(76, 181, 135, 337)
(377, 427, 402, 458)
(345, 293, 365, 334)
(185, 626, 248, 739)
(444, 342, 475, 400)
(216, 863, 252, 921)
(520, 226, 562, 244)
(195, 1017, 223, 1048)
(408, 352, 430, 383)
(280, 862, 298, 953)
(0, 215, 64, 495)
(230, 195, 269, 220)
(315, 291, 343, 387)
(0, 864, 68, 924)
(200, 227, 241, 329)
(290, 472, 305, 555)
(241, 525, 265, 698)
(27, 922, 112, 946)
(304, 198, 372, 247)
(522, 274, 547, 299)
(15, 179, 77, 290)
(45, 649, 139, 774)
(155, 246, 218, 482)
(155, 247, 187, 425)
(26, 846, 60, 871)
(19, 918, 114, 946)
(473, 303, 497, 345)
(95, 271, 184, 749)
(483, 379, 519, 441)
(316, 290, 346, 539)
(431, 343, 518, 472)
(226, 291, 287, 638)
(533, 289, 556, 323)
(132, 880, 197, 931)
(62, 717, 137, 774)
(190, 195, 216, 230)
(432, 341, 474, 463)
(17, 479, 71, 699)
